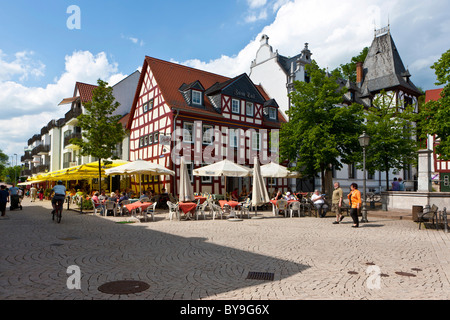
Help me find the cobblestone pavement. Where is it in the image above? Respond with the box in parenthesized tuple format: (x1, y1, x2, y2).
(1, 198, 449, 300)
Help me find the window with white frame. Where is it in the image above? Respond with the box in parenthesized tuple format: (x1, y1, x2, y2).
(246, 102, 254, 116)
(232, 99, 240, 114)
(143, 103, 148, 113)
(268, 107, 277, 120)
(202, 125, 213, 145)
(251, 131, 260, 150)
(148, 98, 154, 110)
(148, 133, 153, 144)
(192, 90, 202, 105)
(183, 122, 194, 143)
(229, 129, 238, 148)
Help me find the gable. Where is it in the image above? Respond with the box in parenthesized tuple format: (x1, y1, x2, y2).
(220, 74, 266, 104)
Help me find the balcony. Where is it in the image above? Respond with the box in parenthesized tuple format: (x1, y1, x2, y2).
(21, 169, 31, 176)
(65, 107, 82, 126)
(64, 132, 82, 149)
(31, 164, 49, 174)
(34, 144, 50, 155)
(21, 151, 32, 162)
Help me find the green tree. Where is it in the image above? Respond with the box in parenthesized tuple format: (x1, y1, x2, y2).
(280, 61, 365, 193)
(362, 90, 419, 190)
(333, 47, 369, 82)
(71, 79, 125, 193)
(417, 49, 450, 160)
(0, 149, 10, 182)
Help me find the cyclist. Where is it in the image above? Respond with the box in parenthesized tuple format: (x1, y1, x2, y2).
(51, 180, 66, 215)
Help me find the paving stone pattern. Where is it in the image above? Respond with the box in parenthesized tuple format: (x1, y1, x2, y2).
(0, 198, 449, 300)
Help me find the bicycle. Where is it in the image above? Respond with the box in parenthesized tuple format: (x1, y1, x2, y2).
(52, 198, 64, 223)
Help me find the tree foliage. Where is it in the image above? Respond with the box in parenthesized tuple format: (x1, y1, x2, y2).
(71, 79, 125, 191)
(280, 61, 365, 193)
(363, 90, 419, 190)
(417, 49, 450, 160)
(332, 47, 369, 82)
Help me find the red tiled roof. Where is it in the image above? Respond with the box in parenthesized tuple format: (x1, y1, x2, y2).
(425, 88, 444, 102)
(76, 82, 98, 102)
(127, 56, 285, 129)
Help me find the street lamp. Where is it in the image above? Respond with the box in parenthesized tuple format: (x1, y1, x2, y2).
(358, 131, 370, 223)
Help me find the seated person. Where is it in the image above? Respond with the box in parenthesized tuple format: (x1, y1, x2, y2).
(98, 190, 107, 203)
(311, 189, 328, 218)
(119, 192, 129, 205)
(272, 190, 283, 200)
(231, 188, 239, 201)
(91, 192, 104, 214)
(271, 188, 279, 199)
(285, 192, 296, 201)
(108, 192, 119, 202)
(239, 186, 248, 201)
(158, 188, 169, 209)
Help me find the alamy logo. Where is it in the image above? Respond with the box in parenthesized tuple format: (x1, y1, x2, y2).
(66, 265, 81, 289)
(66, 5, 81, 30)
(366, 265, 381, 290)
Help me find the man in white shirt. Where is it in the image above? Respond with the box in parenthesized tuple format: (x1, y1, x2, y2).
(311, 189, 328, 218)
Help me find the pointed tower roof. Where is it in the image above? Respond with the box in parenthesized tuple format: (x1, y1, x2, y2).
(360, 30, 421, 97)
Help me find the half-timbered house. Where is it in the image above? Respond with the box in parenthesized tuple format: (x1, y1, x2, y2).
(126, 56, 286, 196)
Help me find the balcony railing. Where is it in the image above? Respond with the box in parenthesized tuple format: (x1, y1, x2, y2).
(65, 107, 82, 123)
(64, 132, 82, 148)
(21, 151, 32, 162)
(21, 169, 31, 176)
(31, 164, 49, 174)
(33, 144, 50, 155)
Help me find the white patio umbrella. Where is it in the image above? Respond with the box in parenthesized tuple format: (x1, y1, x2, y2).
(193, 159, 252, 198)
(260, 162, 301, 178)
(252, 157, 270, 216)
(105, 159, 175, 194)
(179, 157, 195, 202)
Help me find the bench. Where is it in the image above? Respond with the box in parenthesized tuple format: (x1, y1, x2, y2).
(418, 204, 438, 230)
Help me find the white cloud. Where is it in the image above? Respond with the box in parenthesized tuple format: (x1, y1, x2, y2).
(0, 50, 126, 157)
(121, 34, 145, 47)
(182, 0, 449, 90)
(247, 0, 267, 9)
(0, 50, 45, 82)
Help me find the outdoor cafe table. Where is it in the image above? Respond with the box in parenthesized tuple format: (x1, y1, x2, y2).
(195, 196, 207, 204)
(178, 202, 198, 220)
(124, 201, 153, 216)
(270, 199, 299, 216)
(218, 200, 241, 218)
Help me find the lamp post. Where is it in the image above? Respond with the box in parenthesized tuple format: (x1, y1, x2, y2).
(359, 132, 370, 223)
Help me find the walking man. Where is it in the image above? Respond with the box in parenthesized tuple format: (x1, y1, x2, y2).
(0, 185, 9, 216)
(332, 182, 344, 224)
(30, 185, 37, 202)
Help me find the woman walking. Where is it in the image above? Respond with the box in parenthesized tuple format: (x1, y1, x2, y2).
(348, 183, 361, 228)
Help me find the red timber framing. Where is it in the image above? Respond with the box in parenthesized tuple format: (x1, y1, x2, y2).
(126, 56, 288, 196)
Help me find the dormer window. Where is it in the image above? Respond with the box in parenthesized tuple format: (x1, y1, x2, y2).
(268, 107, 277, 120)
(192, 90, 202, 105)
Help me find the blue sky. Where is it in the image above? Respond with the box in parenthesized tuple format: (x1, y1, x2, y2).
(1, 0, 449, 163)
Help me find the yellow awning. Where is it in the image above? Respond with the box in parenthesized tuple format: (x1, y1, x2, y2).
(32, 160, 130, 181)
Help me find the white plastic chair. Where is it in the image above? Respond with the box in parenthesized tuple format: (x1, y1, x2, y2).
(167, 201, 180, 221)
(195, 201, 209, 220)
(289, 201, 301, 218)
(104, 200, 117, 217)
(143, 202, 157, 222)
(276, 199, 288, 217)
(119, 200, 131, 216)
(211, 204, 224, 220)
(240, 202, 252, 219)
(91, 199, 103, 215)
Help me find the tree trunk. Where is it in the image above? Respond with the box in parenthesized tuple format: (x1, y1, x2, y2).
(99, 158, 102, 193)
(385, 161, 390, 191)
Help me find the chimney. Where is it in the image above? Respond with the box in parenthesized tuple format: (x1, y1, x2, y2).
(356, 61, 363, 85)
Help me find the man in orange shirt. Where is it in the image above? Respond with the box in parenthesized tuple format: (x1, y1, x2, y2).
(348, 183, 361, 228)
